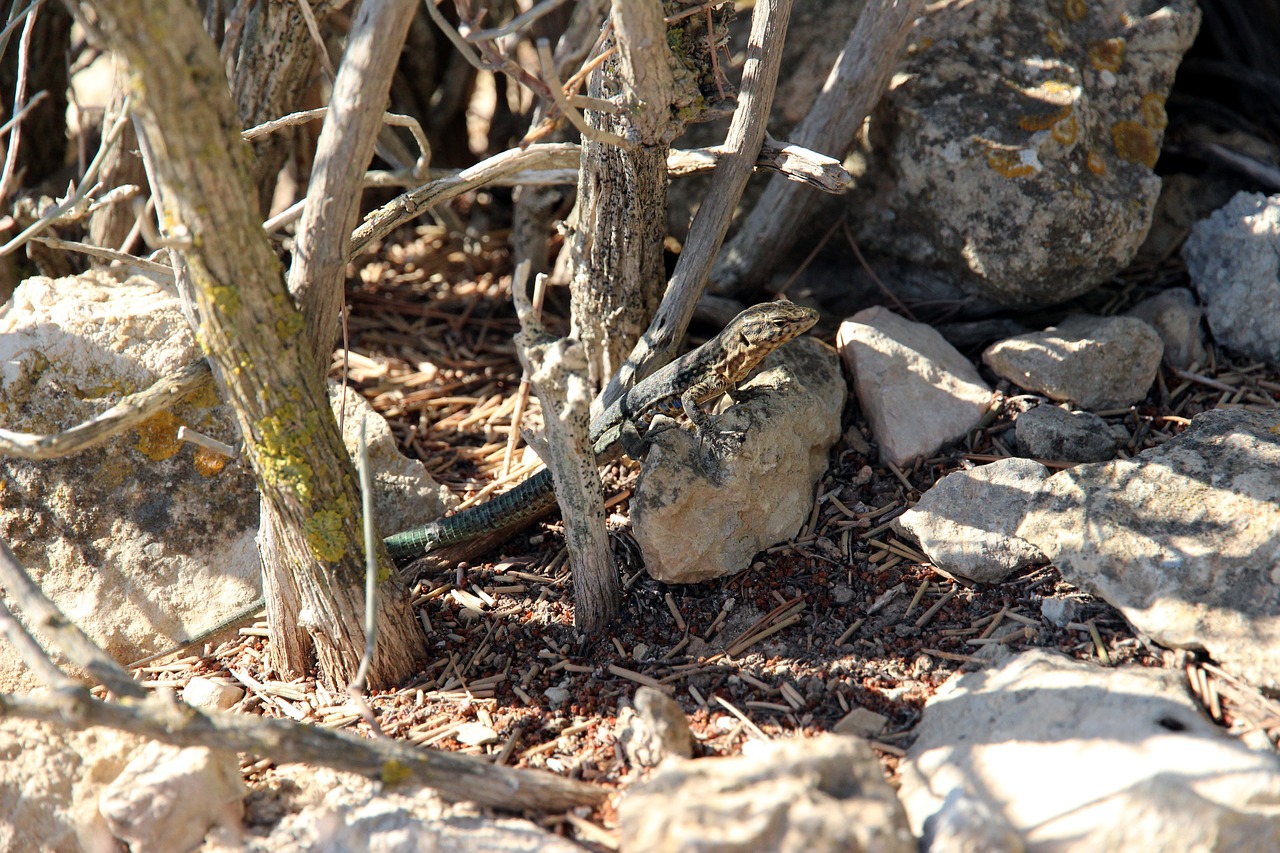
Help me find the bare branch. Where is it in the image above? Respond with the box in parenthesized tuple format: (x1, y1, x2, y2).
(0, 360, 212, 461)
(29, 234, 173, 275)
(712, 0, 924, 294)
(349, 143, 580, 257)
(0, 103, 131, 256)
(464, 0, 574, 42)
(0, 687, 607, 811)
(0, 3, 39, 202)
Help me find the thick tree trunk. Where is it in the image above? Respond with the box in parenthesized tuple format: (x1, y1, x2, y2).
(87, 0, 421, 689)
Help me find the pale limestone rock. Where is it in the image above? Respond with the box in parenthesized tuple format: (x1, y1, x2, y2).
(838, 307, 993, 467)
(899, 649, 1280, 851)
(182, 676, 244, 712)
(99, 742, 245, 853)
(1182, 192, 1280, 362)
(0, 719, 143, 853)
(982, 315, 1163, 409)
(616, 686, 694, 768)
(1017, 408, 1280, 690)
(621, 734, 915, 853)
(893, 458, 1049, 584)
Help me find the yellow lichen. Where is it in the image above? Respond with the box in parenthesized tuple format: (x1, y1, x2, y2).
(1089, 38, 1125, 72)
(194, 446, 229, 477)
(1086, 150, 1107, 175)
(209, 284, 241, 315)
(304, 509, 347, 563)
(986, 148, 1037, 178)
(136, 410, 184, 461)
(256, 405, 318, 503)
(381, 760, 412, 786)
(1045, 30, 1068, 54)
(1141, 93, 1168, 130)
(275, 310, 305, 340)
(1052, 114, 1079, 145)
(1111, 120, 1158, 167)
(1064, 0, 1088, 22)
(1019, 104, 1073, 133)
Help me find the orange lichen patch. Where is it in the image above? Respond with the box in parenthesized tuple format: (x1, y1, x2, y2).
(1052, 114, 1080, 145)
(986, 148, 1037, 178)
(1064, 0, 1088, 22)
(1019, 104, 1073, 133)
(1141, 93, 1168, 129)
(1089, 38, 1125, 72)
(194, 446, 229, 477)
(1111, 120, 1158, 167)
(1087, 150, 1107, 175)
(136, 410, 184, 461)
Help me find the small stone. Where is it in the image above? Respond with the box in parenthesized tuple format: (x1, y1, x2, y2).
(542, 687, 570, 707)
(100, 742, 245, 853)
(983, 315, 1163, 409)
(833, 707, 888, 738)
(454, 723, 499, 746)
(1015, 405, 1118, 463)
(1125, 287, 1206, 369)
(838, 307, 993, 466)
(893, 457, 1050, 584)
(1039, 597, 1079, 628)
(182, 677, 244, 712)
(616, 686, 694, 768)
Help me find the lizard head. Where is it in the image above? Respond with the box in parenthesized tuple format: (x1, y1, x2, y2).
(731, 301, 819, 352)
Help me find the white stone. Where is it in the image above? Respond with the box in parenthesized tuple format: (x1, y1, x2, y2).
(1182, 192, 1280, 362)
(99, 742, 245, 853)
(893, 458, 1049, 584)
(838, 307, 992, 466)
(982, 315, 1163, 409)
(899, 650, 1280, 851)
(182, 676, 244, 712)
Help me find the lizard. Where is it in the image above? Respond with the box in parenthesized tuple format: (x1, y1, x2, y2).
(382, 299, 819, 563)
(131, 301, 817, 665)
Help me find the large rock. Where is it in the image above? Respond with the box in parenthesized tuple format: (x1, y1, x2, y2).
(247, 764, 583, 852)
(893, 457, 1049, 585)
(0, 719, 143, 852)
(0, 273, 259, 689)
(99, 742, 245, 853)
(1017, 409, 1280, 690)
(838, 307, 993, 466)
(982, 315, 1163, 409)
(851, 0, 1199, 305)
(620, 734, 916, 852)
(899, 650, 1280, 851)
(632, 337, 844, 583)
(1182, 192, 1280, 362)
(0, 272, 455, 687)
